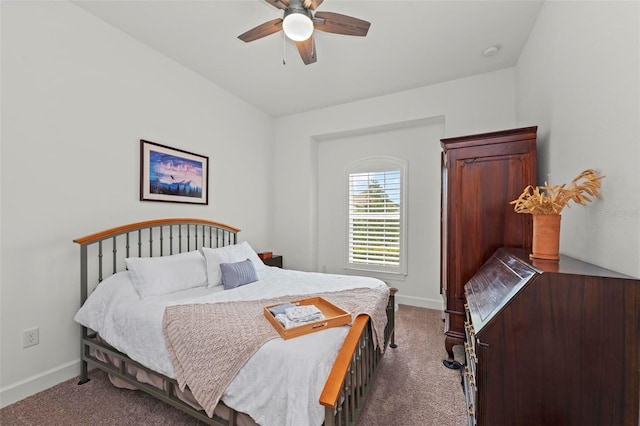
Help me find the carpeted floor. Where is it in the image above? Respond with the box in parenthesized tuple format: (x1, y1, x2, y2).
(0, 306, 467, 425)
(358, 305, 467, 426)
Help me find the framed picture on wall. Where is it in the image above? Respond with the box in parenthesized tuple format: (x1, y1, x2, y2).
(140, 139, 209, 205)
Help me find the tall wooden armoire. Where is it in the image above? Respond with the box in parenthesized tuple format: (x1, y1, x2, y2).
(440, 126, 537, 360)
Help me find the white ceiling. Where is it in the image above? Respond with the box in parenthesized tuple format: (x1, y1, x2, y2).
(72, 0, 544, 117)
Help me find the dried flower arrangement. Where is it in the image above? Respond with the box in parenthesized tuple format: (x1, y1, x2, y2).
(510, 169, 604, 215)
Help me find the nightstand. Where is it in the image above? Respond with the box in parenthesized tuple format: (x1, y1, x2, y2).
(262, 255, 283, 268)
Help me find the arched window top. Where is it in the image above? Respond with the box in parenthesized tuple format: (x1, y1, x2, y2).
(347, 156, 406, 174)
(346, 156, 407, 276)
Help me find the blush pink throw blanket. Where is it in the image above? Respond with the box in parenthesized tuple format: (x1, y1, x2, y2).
(162, 286, 390, 418)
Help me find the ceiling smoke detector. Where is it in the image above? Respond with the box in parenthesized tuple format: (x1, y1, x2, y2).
(482, 45, 500, 57)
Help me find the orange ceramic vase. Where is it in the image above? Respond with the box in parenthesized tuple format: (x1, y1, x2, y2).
(530, 214, 561, 261)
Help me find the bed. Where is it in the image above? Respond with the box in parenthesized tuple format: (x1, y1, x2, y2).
(73, 218, 397, 426)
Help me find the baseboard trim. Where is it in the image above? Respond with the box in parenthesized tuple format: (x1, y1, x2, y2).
(0, 359, 80, 408)
(395, 294, 443, 311)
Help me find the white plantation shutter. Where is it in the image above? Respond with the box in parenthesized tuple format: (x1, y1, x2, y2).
(346, 158, 406, 276)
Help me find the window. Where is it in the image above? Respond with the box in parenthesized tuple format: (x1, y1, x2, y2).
(346, 157, 407, 276)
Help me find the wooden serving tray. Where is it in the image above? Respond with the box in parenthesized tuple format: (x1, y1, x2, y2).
(264, 296, 351, 340)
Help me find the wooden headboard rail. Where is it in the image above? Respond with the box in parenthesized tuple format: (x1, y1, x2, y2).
(73, 218, 240, 305)
(73, 218, 240, 245)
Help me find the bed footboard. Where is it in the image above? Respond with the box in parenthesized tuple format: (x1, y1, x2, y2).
(320, 288, 397, 426)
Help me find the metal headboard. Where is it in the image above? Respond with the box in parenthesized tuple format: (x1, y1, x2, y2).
(74, 218, 240, 305)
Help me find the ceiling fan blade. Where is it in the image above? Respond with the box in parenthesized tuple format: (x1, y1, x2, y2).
(265, 0, 289, 10)
(303, 0, 324, 10)
(313, 11, 371, 37)
(238, 18, 283, 42)
(296, 35, 317, 65)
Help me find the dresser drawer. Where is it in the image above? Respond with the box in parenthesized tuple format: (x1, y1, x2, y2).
(463, 303, 478, 425)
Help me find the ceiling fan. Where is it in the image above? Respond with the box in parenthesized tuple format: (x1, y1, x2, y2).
(238, 0, 371, 65)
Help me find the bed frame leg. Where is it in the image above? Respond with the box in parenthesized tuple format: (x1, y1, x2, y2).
(78, 327, 91, 385)
(389, 287, 398, 349)
(78, 360, 90, 385)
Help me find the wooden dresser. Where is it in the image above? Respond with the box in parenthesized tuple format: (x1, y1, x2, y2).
(463, 247, 640, 426)
(441, 127, 537, 359)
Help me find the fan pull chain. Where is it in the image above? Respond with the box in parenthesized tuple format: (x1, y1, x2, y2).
(282, 31, 287, 65)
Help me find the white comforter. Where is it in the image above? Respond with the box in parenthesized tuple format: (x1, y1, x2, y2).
(74, 266, 387, 426)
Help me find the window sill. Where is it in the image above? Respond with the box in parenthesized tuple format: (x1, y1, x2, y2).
(342, 267, 407, 282)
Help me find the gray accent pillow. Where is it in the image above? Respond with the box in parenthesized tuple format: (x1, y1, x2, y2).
(220, 258, 258, 290)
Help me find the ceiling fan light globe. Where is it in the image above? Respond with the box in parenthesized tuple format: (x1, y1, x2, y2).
(283, 13, 314, 41)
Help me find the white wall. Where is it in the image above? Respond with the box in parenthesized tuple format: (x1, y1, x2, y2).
(0, 1, 273, 406)
(316, 118, 445, 308)
(272, 69, 517, 307)
(515, 1, 640, 277)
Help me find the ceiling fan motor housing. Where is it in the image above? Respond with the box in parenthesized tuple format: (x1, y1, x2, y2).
(283, 2, 314, 41)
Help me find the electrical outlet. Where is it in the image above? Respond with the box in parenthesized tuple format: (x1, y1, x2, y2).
(23, 327, 39, 348)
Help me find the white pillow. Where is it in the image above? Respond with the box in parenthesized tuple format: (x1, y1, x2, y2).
(201, 241, 265, 287)
(125, 250, 207, 298)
